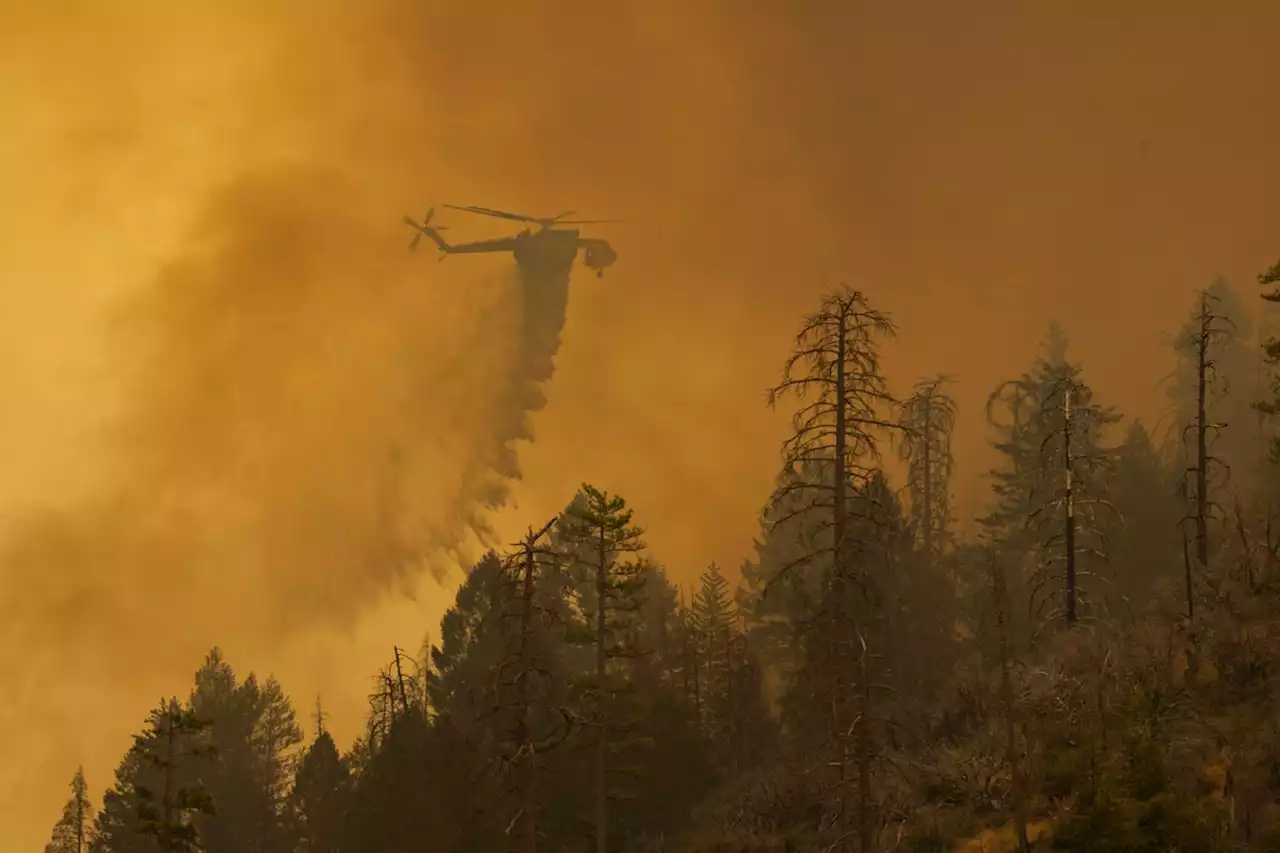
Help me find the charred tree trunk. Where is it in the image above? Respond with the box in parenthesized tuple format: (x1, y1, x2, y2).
(765, 287, 898, 853)
(833, 317, 848, 605)
(922, 404, 933, 568)
(899, 376, 957, 572)
(831, 320, 858, 851)
(856, 632, 874, 853)
(1183, 528, 1195, 624)
(518, 535, 539, 853)
(1196, 294, 1211, 571)
(1064, 387, 1077, 626)
(595, 523, 609, 853)
(498, 516, 560, 853)
(992, 557, 1031, 853)
(392, 646, 409, 715)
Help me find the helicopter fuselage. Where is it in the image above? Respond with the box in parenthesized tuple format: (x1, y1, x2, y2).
(513, 227, 581, 273)
(513, 227, 616, 279)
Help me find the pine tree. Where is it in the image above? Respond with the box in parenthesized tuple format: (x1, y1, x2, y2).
(739, 463, 830, 698)
(1172, 288, 1238, 588)
(1110, 421, 1181, 609)
(288, 731, 349, 853)
(420, 547, 580, 850)
(692, 563, 736, 748)
(1257, 260, 1280, 460)
(676, 589, 703, 722)
(255, 676, 304, 808)
(92, 743, 149, 853)
(187, 649, 285, 853)
(983, 323, 1120, 635)
(634, 561, 684, 693)
(898, 374, 958, 567)
(133, 699, 217, 853)
(44, 767, 90, 853)
(1170, 278, 1265, 490)
(559, 484, 647, 853)
(988, 551, 1031, 853)
(496, 516, 567, 853)
(765, 285, 900, 853)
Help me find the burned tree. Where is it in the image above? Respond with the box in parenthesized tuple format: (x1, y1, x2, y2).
(366, 646, 426, 751)
(989, 551, 1031, 853)
(898, 374, 958, 567)
(1257, 261, 1280, 462)
(765, 285, 898, 590)
(765, 285, 899, 853)
(493, 516, 568, 853)
(984, 327, 1118, 634)
(1174, 290, 1236, 613)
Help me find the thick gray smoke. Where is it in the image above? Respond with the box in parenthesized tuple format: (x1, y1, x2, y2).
(0, 164, 583, 666)
(0, 169, 581, 827)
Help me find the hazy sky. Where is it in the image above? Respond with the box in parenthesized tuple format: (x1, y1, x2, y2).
(2, 2, 1278, 848)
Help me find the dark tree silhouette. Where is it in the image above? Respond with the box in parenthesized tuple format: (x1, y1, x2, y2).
(984, 329, 1118, 633)
(766, 285, 899, 853)
(898, 374, 958, 567)
(134, 700, 216, 853)
(559, 484, 646, 853)
(1176, 289, 1236, 598)
(44, 767, 91, 853)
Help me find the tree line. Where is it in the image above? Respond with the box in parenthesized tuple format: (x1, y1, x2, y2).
(45, 258, 1280, 852)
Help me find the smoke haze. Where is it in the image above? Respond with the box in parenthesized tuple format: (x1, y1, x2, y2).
(2, 1, 1279, 848)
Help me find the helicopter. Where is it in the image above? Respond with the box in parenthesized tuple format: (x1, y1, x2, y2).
(403, 204, 619, 278)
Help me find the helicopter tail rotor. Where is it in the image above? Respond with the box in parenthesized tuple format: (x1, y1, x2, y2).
(404, 207, 447, 251)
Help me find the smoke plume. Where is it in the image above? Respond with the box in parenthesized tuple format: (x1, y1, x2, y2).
(0, 163, 578, 835)
(4, 2, 1279, 848)
(0, 160, 588, 650)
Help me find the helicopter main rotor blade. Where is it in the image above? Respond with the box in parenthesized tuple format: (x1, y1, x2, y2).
(552, 219, 622, 225)
(442, 204, 541, 225)
(409, 231, 422, 250)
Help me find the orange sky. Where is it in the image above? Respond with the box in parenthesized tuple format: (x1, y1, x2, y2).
(1, 2, 1278, 849)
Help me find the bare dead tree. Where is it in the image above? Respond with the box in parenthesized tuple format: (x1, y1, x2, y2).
(463, 512, 563, 850)
(1176, 290, 1235, 624)
(766, 286, 899, 591)
(765, 285, 900, 853)
(1063, 387, 1078, 624)
(446, 522, 578, 853)
(897, 374, 958, 568)
(500, 516, 560, 853)
(1255, 261, 1280, 463)
(365, 647, 426, 753)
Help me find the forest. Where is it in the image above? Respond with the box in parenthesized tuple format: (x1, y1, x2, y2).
(41, 259, 1280, 853)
